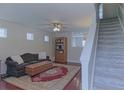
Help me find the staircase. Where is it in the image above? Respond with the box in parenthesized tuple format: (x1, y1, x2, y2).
(93, 18, 124, 89)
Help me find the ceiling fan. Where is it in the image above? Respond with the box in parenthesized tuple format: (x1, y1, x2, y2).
(39, 21, 71, 32)
(52, 23, 62, 32)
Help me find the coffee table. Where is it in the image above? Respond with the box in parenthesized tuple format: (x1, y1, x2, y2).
(25, 61, 53, 76)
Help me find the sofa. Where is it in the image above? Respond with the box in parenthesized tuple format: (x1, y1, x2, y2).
(5, 53, 51, 77)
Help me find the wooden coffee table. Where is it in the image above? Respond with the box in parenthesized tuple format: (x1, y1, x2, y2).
(25, 61, 53, 76)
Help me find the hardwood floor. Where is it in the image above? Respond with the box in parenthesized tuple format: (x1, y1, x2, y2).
(0, 80, 22, 90)
(0, 74, 21, 90)
(0, 63, 81, 90)
(64, 68, 81, 90)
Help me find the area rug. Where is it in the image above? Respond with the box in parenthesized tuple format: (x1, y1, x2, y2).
(32, 66, 68, 82)
(4, 63, 80, 90)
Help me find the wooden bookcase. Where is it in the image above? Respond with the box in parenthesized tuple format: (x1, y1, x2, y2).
(55, 37, 67, 64)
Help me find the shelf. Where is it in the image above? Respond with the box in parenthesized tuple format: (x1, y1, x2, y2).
(55, 37, 67, 63)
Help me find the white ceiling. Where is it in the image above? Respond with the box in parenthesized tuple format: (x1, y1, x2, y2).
(0, 3, 94, 32)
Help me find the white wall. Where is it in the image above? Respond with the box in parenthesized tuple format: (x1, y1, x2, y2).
(55, 30, 88, 63)
(0, 19, 55, 74)
(103, 4, 118, 18)
(80, 4, 97, 89)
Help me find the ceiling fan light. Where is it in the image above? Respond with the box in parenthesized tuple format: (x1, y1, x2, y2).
(53, 27, 60, 32)
(53, 27, 57, 32)
(57, 28, 60, 31)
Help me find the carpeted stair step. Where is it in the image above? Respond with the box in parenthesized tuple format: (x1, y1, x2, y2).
(99, 22, 121, 27)
(95, 62, 124, 70)
(100, 27, 121, 31)
(99, 25, 120, 29)
(95, 66, 124, 79)
(100, 18, 119, 23)
(97, 47, 124, 53)
(94, 75, 124, 90)
(98, 35, 124, 40)
(100, 21, 120, 26)
(100, 19, 119, 23)
(96, 50, 124, 57)
(100, 19, 119, 22)
(98, 42, 124, 46)
(95, 57, 124, 66)
(98, 39, 124, 44)
(93, 17, 124, 89)
(96, 52, 124, 60)
(98, 30, 123, 35)
(98, 33, 124, 38)
(98, 36, 124, 42)
(100, 20, 119, 23)
(99, 28, 122, 32)
(96, 53, 124, 59)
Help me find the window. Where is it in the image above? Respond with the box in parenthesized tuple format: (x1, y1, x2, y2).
(99, 4, 103, 19)
(44, 35, 49, 42)
(0, 28, 7, 38)
(27, 32, 34, 40)
(72, 32, 86, 47)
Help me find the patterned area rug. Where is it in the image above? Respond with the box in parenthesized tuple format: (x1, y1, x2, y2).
(32, 66, 68, 82)
(4, 63, 80, 90)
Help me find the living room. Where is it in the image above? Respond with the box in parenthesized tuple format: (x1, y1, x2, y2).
(0, 3, 95, 90)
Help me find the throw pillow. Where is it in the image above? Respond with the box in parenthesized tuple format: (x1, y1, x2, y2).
(38, 52, 46, 60)
(11, 55, 24, 64)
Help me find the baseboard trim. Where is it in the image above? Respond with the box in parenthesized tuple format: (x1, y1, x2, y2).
(68, 60, 80, 63)
(67, 62, 81, 67)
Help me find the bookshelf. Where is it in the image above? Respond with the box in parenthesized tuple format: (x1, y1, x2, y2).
(55, 37, 67, 64)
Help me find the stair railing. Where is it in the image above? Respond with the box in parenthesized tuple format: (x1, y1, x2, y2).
(117, 4, 124, 31)
(89, 20, 100, 89)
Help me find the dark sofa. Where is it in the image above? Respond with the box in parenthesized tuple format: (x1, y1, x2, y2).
(5, 53, 50, 77)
